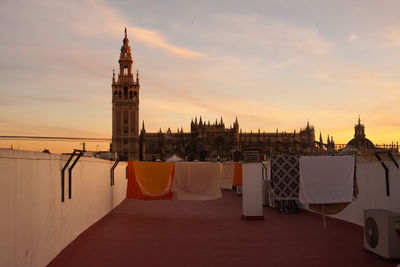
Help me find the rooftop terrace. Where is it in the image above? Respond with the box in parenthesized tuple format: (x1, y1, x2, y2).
(49, 190, 398, 267)
(1, 149, 399, 266)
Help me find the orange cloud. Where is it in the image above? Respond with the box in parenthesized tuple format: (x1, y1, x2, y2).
(67, 0, 205, 59)
(130, 27, 205, 59)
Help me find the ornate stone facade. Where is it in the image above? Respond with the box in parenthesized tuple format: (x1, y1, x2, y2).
(139, 118, 320, 161)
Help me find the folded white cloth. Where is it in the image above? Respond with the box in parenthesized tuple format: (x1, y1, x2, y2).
(172, 162, 222, 200)
(299, 155, 355, 204)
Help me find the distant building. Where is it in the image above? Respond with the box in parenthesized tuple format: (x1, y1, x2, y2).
(111, 30, 330, 161)
(344, 117, 375, 153)
(140, 118, 319, 161)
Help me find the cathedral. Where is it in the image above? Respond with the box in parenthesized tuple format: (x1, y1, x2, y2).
(111, 29, 332, 161)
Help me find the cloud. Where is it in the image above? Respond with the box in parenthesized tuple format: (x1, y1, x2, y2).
(0, 92, 72, 106)
(0, 0, 398, 147)
(344, 27, 400, 51)
(0, 0, 204, 59)
(65, 0, 205, 58)
(348, 34, 357, 42)
(130, 27, 206, 59)
(206, 13, 334, 58)
(0, 118, 99, 137)
(385, 27, 400, 47)
(313, 63, 400, 92)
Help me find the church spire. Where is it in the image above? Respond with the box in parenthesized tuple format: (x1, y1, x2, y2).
(233, 116, 239, 129)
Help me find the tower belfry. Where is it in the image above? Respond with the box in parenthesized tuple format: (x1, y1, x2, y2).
(354, 116, 366, 138)
(112, 28, 140, 160)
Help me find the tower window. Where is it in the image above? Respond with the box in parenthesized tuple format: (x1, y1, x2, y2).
(124, 66, 128, 75)
(123, 111, 128, 124)
(119, 90, 121, 99)
(114, 90, 118, 98)
(124, 87, 128, 99)
(134, 91, 137, 100)
(129, 91, 133, 100)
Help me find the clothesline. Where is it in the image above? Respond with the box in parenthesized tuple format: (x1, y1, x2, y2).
(126, 161, 243, 201)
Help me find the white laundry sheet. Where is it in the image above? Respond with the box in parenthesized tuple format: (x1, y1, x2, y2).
(172, 162, 222, 200)
(299, 155, 355, 204)
(220, 163, 235, 190)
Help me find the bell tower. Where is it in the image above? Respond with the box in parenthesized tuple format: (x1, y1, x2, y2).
(112, 28, 140, 160)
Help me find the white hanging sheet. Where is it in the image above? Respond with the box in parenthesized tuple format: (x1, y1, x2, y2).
(299, 155, 355, 204)
(172, 162, 222, 200)
(220, 163, 235, 190)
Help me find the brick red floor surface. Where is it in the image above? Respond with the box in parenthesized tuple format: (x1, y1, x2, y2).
(49, 190, 399, 267)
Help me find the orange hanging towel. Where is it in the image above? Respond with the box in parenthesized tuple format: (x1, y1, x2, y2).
(232, 162, 243, 186)
(127, 161, 174, 200)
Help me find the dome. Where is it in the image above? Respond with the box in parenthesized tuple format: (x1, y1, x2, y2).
(346, 137, 375, 150)
(344, 117, 375, 152)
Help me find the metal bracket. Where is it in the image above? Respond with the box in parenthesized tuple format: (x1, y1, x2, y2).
(61, 150, 76, 202)
(375, 151, 399, 197)
(110, 158, 120, 186)
(68, 151, 83, 199)
(388, 151, 399, 169)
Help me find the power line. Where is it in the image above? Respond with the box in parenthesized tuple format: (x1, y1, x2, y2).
(0, 136, 111, 142)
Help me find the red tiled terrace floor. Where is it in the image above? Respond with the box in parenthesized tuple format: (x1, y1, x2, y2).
(49, 190, 399, 266)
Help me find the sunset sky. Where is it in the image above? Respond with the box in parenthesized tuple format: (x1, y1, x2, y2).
(0, 0, 399, 153)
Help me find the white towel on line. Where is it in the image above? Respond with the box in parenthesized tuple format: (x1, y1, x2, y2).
(172, 162, 222, 200)
(220, 163, 235, 190)
(299, 155, 355, 204)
